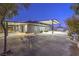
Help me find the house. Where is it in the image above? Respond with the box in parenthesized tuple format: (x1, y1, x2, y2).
(0, 19, 59, 33)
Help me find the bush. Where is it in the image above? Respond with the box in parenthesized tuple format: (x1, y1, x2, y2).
(25, 32, 30, 33)
(40, 31, 43, 33)
(68, 32, 72, 36)
(44, 30, 48, 32)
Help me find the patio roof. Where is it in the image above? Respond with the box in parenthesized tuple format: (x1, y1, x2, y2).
(40, 20, 59, 24)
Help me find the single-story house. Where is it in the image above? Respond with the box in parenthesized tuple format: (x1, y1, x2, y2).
(0, 20, 59, 33)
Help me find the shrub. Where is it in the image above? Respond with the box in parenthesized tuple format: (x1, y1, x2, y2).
(40, 31, 43, 33)
(44, 30, 48, 32)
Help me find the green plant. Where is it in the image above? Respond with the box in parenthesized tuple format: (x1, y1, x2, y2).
(44, 30, 48, 32)
(40, 31, 43, 33)
(68, 32, 72, 36)
(0, 3, 30, 55)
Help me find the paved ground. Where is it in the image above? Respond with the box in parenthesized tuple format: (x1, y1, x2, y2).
(26, 32, 71, 56)
(25, 32, 79, 56)
(0, 31, 79, 56)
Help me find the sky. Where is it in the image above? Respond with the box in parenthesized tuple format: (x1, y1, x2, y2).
(9, 3, 74, 27)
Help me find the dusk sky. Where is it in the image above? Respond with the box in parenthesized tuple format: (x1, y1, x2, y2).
(10, 3, 74, 27)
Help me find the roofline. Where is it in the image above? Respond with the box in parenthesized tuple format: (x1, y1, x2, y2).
(5, 19, 59, 26)
(5, 20, 51, 26)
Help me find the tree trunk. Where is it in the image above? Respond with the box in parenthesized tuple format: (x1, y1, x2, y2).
(1, 19, 8, 56)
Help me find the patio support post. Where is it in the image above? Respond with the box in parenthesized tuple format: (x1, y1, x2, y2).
(52, 20, 54, 34)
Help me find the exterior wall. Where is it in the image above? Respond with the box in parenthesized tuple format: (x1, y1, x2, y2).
(12, 25, 19, 32)
(27, 24, 41, 33)
(18, 25, 22, 32)
(39, 26, 51, 31)
(0, 26, 3, 33)
(27, 24, 35, 33)
(0, 22, 51, 33)
(20, 25, 25, 32)
(26, 24, 51, 33)
(24, 25, 27, 32)
(8, 25, 14, 32)
(34, 26, 41, 33)
(12, 25, 26, 32)
(0, 25, 14, 33)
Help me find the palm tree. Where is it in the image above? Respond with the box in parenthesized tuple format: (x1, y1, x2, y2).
(0, 3, 30, 55)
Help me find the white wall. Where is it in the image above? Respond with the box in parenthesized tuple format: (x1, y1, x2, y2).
(24, 25, 27, 32)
